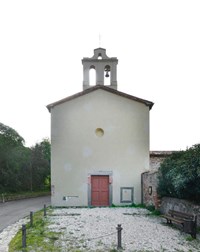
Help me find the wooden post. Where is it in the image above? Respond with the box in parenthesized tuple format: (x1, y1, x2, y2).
(116, 224, 122, 250)
(44, 204, 46, 217)
(30, 211, 33, 227)
(22, 224, 26, 248)
(193, 215, 197, 239)
(2, 193, 5, 203)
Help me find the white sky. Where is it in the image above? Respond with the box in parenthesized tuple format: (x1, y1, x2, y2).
(0, 0, 200, 150)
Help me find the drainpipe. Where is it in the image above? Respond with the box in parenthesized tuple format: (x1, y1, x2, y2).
(141, 173, 144, 205)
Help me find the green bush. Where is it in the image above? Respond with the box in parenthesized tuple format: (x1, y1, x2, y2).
(146, 205, 155, 212)
(157, 144, 200, 203)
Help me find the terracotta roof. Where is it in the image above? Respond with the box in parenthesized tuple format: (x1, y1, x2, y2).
(150, 151, 175, 157)
(47, 85, 154, 112)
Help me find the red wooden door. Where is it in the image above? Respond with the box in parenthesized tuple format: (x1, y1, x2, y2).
(91, 175, 109, 206)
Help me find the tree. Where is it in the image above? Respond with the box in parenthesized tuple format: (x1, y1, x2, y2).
(157, 144, 200, 202)
(0, 122, 51, 193)
(0, 123, 26, 192)
(4, 146, 31, 192)
(0, 122, 24, 147)
(30, 139, 51, 191)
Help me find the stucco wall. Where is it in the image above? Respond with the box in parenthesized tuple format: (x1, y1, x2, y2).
(50, 89, 150, 206)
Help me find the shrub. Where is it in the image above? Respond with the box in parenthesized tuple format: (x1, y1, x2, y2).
(157, 144, 200, 203)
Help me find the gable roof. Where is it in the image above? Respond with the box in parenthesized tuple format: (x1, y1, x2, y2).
(47, 85, 154, 112)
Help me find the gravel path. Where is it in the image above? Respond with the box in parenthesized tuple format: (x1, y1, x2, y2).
(0, 217, 29, 252)
(0, 207, 199, 251)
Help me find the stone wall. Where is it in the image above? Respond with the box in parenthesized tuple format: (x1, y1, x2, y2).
(142, 170, 160, 208)
(142, 151, 172, 208)
(143, 151, 200, 227)
(150, 151, 173, 170)
(160, 197, 200, 227)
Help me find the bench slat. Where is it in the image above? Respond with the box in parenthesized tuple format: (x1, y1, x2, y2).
(168, 210, 194, 220)
(162, 215, 184, 224)
(161, 209, 197, 239)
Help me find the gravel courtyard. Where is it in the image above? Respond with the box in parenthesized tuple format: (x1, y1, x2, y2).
(0, 207, 199, 252)
(47, 207, 200, 252)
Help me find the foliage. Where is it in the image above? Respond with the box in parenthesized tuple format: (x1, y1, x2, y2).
(145, 205, 155, 212)
(0, 122, 51, 193)
(30, 139, 51, 191)
(0, 123, 27, 192)
(0, 122, 24, 147)
(157, 144, 200, 202)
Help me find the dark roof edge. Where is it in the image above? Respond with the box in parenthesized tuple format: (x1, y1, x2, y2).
(47, 85, 154, 112)
(150, 151, 176, 157)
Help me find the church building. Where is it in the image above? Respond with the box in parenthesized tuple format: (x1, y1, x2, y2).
(47, 48, 154, 207)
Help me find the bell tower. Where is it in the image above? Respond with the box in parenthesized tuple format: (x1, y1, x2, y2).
(82, 48, 118, 90)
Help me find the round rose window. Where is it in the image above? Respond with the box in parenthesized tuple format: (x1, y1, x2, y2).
(95, 128, 104, 137)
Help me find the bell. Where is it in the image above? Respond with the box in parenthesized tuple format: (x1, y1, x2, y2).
(105, 71, 109, 78)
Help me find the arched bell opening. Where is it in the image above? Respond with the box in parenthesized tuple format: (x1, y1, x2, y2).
(98, 53, 102, 60)
(89, 65, 96, 86)
(104, 65, 111, 86)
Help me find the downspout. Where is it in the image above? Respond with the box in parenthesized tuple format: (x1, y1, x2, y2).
(141, 173, 144, 205)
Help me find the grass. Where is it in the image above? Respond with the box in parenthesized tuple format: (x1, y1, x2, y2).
(186, 236, 196, 242)
(9, 208, 61, 252)
(111, 203, 146, 208)
(111, 203, 161, 216)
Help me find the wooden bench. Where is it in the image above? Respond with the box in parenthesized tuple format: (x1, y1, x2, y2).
(161, 210, 197, 238)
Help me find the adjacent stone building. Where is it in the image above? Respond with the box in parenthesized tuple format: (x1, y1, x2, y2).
(142, 151, 173, 208)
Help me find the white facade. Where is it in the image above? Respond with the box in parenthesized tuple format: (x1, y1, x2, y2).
(47, 48, 153, 207)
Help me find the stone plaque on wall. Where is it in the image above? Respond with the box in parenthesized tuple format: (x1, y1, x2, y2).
(120, 187, 134, 203)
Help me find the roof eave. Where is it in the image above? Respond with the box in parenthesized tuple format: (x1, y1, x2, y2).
(46, 85, 154, 112)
